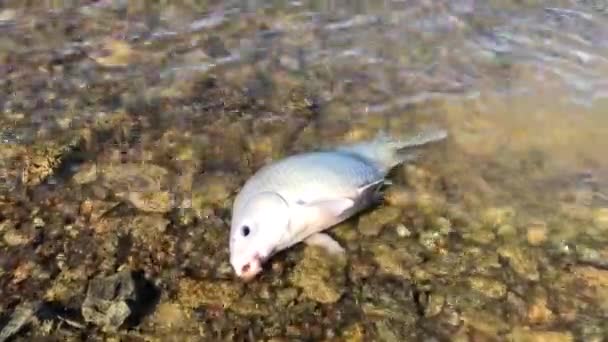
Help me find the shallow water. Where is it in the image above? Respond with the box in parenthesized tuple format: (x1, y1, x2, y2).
(1, 0, 608, 341)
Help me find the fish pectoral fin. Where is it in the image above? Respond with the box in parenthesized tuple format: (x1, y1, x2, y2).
(304, 233, 345, 255)
(357, 179, 385, 196)
(297, 197, 355, 219)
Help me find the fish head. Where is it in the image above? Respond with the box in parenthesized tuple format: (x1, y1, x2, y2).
(229, 191, 290, 281)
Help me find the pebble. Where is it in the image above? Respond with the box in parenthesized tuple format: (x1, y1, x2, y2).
(395, 224, 411, 237)
(526, 221, 548, 246)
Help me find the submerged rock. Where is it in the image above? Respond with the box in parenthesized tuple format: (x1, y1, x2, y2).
(81, 270, 135, 331)
(98, 163, 174, 213)
(0, 301, 40, 342)
(289, 245, 347, 304)
(357, 206, 401, 237)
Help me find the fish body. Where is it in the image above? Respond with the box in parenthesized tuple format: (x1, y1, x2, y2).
(229, 128, 447, 280)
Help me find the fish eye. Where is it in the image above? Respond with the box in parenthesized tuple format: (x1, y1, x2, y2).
(241, 225, 250, 237)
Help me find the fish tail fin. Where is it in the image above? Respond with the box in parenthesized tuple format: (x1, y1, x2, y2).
(337, 127, 448, 173)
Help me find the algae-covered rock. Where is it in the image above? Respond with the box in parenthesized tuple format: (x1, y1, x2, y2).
(289, 245, 347, 304)
(357, 206, 401, 237)
(468, 276, 507, 299)
(369, 243, 422, 279)
(177, 278, 244, 309)
(497, 244, 540, 281)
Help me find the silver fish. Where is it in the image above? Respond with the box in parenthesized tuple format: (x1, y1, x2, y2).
(229, 128, 448, 280)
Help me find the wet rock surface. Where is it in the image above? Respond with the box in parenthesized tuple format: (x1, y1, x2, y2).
(81, 270, 159, 332)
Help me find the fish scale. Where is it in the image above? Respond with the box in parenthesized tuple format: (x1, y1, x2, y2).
(233, 151, 382, 216)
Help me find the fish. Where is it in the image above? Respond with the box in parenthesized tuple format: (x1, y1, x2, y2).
(228, 128, 448, 281)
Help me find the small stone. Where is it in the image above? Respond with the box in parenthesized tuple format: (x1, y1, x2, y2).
(575, 244, 608, 269)
(0, 9, 17, 21)
(11, 261, 35, 284)
(72, 163, 98, 184)
(289, 245, 346, 304)
(348, 258, 376, 282)
(498, 245, 539, 281)
(384, 187, 416, 208)
(482, 207, 515, 227)
(593, 208, 608, 230)
(342, 323, 365, 342)
(468, 276, 507, 299)
(463, 227, 496, 245)
(434, 217, 452, 233)
(527, 292, 554, 325)
(424, 293, 445, 317)
(572, 265, 608, 287)
(2, 227, 31, 247)
(99, 163, 174, 213)
(358, 206, 401, 237)
(496, 224, 517, 239)
(415, 191, 445, 217)
(462, 310, 510, 338)
(395, 224, 411, 237)
(527, 221, 548, 246)
(124, 191, 174, 213)
(92, 39, 138, 67)
(507, 327, 574, 342)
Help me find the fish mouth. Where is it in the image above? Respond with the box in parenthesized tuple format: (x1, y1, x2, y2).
(237, 253, 264, 282)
